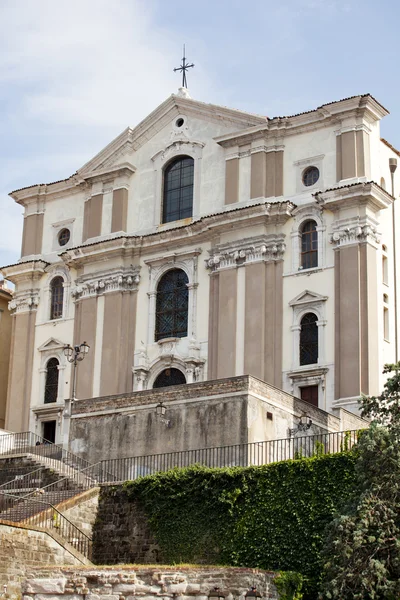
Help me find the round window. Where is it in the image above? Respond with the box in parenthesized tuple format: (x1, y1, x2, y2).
(302, 166, 320, 187)
(58, 228, 71, 246)
(175, 118, 185, 128)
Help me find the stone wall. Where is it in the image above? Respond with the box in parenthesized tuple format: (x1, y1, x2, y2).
(93, 491, 159, 565)
(0, 522, 83, 600)
(56, 489, 99, 537)
(69, 375, 367, 464)
(22, 567, 279, 600)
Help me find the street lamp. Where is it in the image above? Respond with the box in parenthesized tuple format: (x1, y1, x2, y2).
(63, 341, 90, 402)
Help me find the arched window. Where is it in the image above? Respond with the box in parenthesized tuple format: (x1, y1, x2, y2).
(300, 220, 318, 269)
(163, 156, 194, 223)
(155, 269, 189, 341)
(44, 358, 59, 404)
(153, 368, 186, 389)
(300, 313, 318, 366)
(50, 277, 64, 320)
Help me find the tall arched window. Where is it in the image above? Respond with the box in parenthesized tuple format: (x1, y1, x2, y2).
(300, 220, 318, 269)
(155, 269, 189, 341)
(50, 277, 64, 320)
(163, 156, 194, 223)
(300, 313, 318, 365)
(44, 358, 59, 404)
(153, 368, 186, 388)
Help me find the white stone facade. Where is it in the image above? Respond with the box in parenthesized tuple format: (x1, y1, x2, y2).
(2, 91, 399, 444)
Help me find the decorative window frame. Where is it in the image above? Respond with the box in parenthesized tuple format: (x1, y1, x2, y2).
(36, 337, 67, 407)
(51, 218, 75, 252)
(145, 248, 201, 346)
(132, 339, 205, 391)
(289, 290, 328, 371)
(290, 205, 326, 273)
(294, 154, 325, 194)
(42, 265, 71, 323)
(151, 139, 205, 226)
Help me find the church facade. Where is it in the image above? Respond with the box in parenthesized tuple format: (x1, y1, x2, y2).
(1, 90, 398, 445)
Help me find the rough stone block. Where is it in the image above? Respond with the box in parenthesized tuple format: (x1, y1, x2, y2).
(186, 584, 201, 594)
(24, 578, 67, 594)
(113, 586, 137, 594)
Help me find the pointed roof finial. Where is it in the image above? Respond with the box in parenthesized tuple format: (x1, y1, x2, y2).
(173, 44, 194, 89)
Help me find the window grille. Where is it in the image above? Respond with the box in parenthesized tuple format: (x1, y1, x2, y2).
(163, 156, 194, 223)
(301, 220, 318, 269)
(153, 368, 186, 389)
(155, 269, 189, 341)
(50, 277, 64, 320)
(300, 313, 318, 365)
(44, 358, 59, 404)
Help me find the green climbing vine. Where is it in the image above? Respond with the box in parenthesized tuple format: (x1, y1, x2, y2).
(99, 452, 356, 598)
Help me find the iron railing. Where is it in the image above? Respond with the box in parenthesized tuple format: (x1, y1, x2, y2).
(0, 492, 92, 560)
(0, 431, 111, 483)
(0, 466, 47, 492)
(99, 429, 361, 483)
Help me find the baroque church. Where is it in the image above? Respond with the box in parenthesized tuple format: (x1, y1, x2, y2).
(1, 88, 397, 458)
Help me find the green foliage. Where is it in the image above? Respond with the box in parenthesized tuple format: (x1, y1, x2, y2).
(320, 364, 400, 599)
(274, 571, 305, 599)
(112, 452, 356, 599)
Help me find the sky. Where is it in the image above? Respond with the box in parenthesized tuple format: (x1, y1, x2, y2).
(1, 0, 399, 269)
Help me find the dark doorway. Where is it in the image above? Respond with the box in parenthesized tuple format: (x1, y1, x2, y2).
(300, 385, 319, 407)
(153, 368, 186, 388)
(42, 420, 56, 443)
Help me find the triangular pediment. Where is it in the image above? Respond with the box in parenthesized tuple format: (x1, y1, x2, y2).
(289, 290, 328, 307)
(78, 93, 266, 177)
(38, 337, 66, 352)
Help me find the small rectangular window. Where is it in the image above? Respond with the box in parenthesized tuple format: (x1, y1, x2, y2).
(382, 255, 389, 285)
(384, 306, 390, 341)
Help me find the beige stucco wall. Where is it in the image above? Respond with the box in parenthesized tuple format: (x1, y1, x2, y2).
(0, 287, 12, 429)
(2, 92, 400, 442)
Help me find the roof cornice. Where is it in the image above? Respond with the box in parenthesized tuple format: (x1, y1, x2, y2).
(215, 94, 389, 148)
(1, 259, 49, 284)
(314, 181, 393, 212)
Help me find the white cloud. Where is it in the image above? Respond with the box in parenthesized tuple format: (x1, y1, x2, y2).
(0, 0, 211, 128)
(0, 0, 214, 268)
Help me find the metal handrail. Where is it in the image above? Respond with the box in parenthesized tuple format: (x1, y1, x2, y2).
(0, 491, 92, 560)
(99, 429, 362, 483)
(0, 466, 46, 490)
(0, 431, 93, 472)
(21, 460, 106, 499)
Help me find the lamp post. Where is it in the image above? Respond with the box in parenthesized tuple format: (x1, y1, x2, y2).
(63, 341, 90, 402)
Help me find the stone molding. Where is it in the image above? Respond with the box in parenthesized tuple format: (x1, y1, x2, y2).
(8, 291, 40, 315)
(72, 267, 141, 300)
(206, 234, 285, 272)
(330, 216, 380, 248)
(132, 339, 205, 391)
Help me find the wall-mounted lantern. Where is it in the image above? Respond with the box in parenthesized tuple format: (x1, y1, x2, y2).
(289, 414, 312, 437)
(155, 401, 171, 427)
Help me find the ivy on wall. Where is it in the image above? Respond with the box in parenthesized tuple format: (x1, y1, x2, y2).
(99, 453, 356, 598)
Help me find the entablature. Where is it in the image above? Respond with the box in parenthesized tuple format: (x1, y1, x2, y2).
(1, 259, 49, 285)
(59, 200, 295, 267)
(314, 181, 393, 213)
